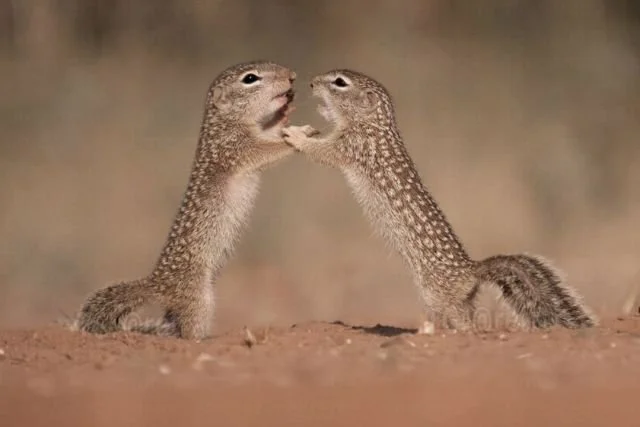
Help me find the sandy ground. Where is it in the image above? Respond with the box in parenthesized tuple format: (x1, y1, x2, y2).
(1, 317, 639, 427)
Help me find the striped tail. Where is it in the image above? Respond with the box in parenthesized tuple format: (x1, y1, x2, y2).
(474, 254, 596, 328)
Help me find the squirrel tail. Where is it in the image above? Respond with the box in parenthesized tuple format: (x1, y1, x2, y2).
(474, 254, 596, 328)
(76, 278, 153, 334)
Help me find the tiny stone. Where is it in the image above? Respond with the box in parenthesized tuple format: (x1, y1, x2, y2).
(377, 350, 388, 361)
(380, 337, 416, 349)
(158, 364, 171, 375)
(418, 321, 435, 335)
(243, 326, 257, 348)
(192, 353, 215, 371)
(498, 333, 508, 341)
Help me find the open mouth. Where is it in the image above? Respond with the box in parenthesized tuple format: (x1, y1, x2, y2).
(262, 88, 295, 129)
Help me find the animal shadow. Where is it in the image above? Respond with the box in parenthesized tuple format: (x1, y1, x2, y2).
(331, 320, 417, 337)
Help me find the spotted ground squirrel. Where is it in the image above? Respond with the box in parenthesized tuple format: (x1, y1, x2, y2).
(76, 61, 297, 339)
(283, 69, 596, 330)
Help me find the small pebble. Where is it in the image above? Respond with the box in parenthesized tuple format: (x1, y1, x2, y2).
(418, 321, 435, 335)
(158, 364, 171, 375)
(380, 337, 416, 349)
(243, 326, 257, 348)
(192, 353, 215, 371)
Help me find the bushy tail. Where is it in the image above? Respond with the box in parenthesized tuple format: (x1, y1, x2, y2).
(474, 254, 596, 328)
(76, 278, 152, 334)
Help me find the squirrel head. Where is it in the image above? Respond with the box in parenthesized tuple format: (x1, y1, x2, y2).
(309, 69, 395, 131)
(206, 61, 296, 136)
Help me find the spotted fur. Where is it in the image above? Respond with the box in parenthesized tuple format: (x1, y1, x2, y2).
(77, 61, 297, 339)
(284, 69, 596, 330)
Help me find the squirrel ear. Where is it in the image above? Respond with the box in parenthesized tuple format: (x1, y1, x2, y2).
(361, 89, 379, 112)
(212, 85, 230, 109)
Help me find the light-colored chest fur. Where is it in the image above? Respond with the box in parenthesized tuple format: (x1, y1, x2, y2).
(203, 172, 260, 270)
(343, 168, 423, 278)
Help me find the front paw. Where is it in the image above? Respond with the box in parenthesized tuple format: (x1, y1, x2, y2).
(282, 125, 319, 150)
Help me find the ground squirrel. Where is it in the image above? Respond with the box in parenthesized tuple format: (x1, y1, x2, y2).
(76, 61, 297, 339)
(283, 69, 596, 330)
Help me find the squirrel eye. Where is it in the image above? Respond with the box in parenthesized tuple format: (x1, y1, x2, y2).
(333, 77, 348, 88)
(241, 73, 261, 84)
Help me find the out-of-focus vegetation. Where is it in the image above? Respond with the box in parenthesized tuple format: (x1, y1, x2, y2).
(1, 0, 638, 329)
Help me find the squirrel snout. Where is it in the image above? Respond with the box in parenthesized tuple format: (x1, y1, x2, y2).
(310, 76, 323, 89)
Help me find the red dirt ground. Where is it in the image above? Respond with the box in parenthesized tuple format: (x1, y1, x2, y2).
(1, 317, 639, 427)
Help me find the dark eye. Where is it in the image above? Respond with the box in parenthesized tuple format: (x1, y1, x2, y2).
(241, 73, 261, 84)
(333, 77, 348, 88)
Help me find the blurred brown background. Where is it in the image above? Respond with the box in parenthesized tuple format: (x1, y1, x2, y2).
(0, 0, 638, 331)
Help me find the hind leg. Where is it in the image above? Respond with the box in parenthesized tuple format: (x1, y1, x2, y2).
(417, 291, 465, 333)
(418, 284, 477, 333)
(442, 300, 475, 332)
(166, 287, 215, 340)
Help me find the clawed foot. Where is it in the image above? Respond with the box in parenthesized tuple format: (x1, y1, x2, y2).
(282, 125, 320, 151)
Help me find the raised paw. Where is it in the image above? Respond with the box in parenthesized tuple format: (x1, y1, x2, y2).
(300, 125, 320, 137)
(282, 125, 319, 150)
